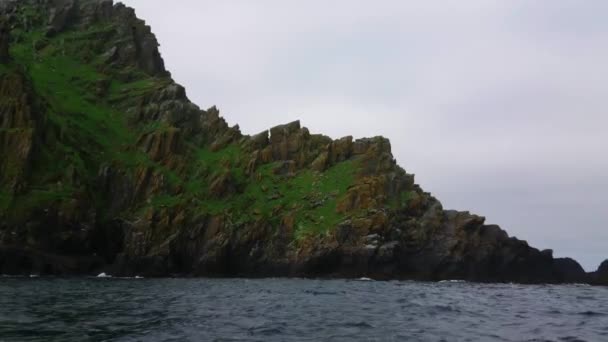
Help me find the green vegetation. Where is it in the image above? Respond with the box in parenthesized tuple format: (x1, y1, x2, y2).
(4, 19, 169, 218)
(109, 77, 165, 102)
(0, 191, 11, 212)
(292, 161, 358, 239)
(139, 148, 358, 240)
(194, 145, 244, 178)
(0, 3, 406, 246)
(141, 144, 247, 210)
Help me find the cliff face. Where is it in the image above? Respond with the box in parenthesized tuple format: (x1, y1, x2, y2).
(0, 0, 602, 283)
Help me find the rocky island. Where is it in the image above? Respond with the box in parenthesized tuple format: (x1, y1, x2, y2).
(0, 0, 606, 284)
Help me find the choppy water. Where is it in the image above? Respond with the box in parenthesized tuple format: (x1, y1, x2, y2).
(0, 277, 607, 341)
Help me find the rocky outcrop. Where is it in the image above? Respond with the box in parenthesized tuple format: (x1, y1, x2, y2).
(599, 260, 608, 274)
(553, 257, 587, 283)
(21, 0, 168, 75)
(104, 2, 166, 76)
(0, 0, 604, 285)
(45, 0, 78, 36)
(588, 260, 608, 285)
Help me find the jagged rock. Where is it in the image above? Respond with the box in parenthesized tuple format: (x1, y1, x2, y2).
(245, 151, 260, 176)
(335, 221, 355, 244)
(100, 45, 118, 64)
(94, 2, 165, 76)
(46, 0, 77, 37)
(311, 152, 329, 171)
(209, 172, 237, 198)
(197, 106, 232, 145)
(79, 0, 113, 26)
(376, 241, 399, 262)
(353, 136, 391, 155)
(272, 160, 297, 176)
(270, 120, 301, 141)
(268, 120, 303, 161)
(137, 128, 182, 161)
(328, 136, 353, 164)
(249, 130, 269, 150)
(157, 83, 187, 102)
(209, 125, 240, 151)
(337, 176, 387, 212)
(135, 87, 203, 139)
(39, 0, 167, 75)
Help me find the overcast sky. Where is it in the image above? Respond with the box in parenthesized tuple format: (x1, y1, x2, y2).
(121, 0, 607, 271)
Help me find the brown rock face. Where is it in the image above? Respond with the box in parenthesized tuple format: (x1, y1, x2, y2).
(209, 172, 238, 198)
(0, 72, 38, 192)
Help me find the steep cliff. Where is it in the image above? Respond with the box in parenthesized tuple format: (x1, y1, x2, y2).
(0, 0, 601, 283)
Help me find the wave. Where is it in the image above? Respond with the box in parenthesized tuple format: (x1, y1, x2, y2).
(94, 273, 145, 280)
(438, 280, 467, 283)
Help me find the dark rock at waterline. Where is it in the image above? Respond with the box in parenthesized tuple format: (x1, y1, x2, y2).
(0, 245, 103, 276)
(588, 260, 608, 285)
(553, 257, 587, 283)
(0, 17, 9, 62)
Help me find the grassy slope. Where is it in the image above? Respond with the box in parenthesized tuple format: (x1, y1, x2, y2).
(5, 8, 167, 218)
(1, 4, 365, 241)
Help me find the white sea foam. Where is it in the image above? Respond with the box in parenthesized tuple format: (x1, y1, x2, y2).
(439, 280, 466, 283)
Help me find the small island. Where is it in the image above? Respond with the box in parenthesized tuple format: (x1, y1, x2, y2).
(0, 0, 606, 285)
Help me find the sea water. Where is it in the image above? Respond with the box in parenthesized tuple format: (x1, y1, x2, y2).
(1, 277, 607, 341)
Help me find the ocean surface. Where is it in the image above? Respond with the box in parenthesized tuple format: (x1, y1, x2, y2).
(0, 277, 607, 342)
